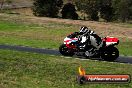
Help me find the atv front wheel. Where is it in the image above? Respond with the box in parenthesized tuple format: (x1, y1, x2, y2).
(59, 44, 74, 56)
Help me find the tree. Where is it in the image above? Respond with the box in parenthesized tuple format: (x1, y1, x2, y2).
(112, 0, 132, 22)
(0, 0, 5, 10)
(99, 0, 114, 22)
(0, 0, 12, 11)
(6, 0, 12, 5)
(73, 0, 132, 22)
(61, 2, 78, 20)
(75, 0, 100, 21)
(32, 0, 63, 17)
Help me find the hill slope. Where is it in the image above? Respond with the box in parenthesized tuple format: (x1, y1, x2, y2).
(0, 50, 132, 88)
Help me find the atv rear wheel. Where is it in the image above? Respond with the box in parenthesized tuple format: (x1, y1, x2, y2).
(101, 47, 119, 61)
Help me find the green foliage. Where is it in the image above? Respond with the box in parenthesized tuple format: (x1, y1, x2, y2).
(99, 0, 114, 22)
(74, 0, 132, 22)
(75, 0, 115, 21)
(75, 0, 100, 21)
(61, 3, 78, 20)
(112, 0, 132, 22)
(32, 0, 63, 17)
(100, 5, 114, 22)
(5, 0, 12, 4)
(0, 0, 4, 10)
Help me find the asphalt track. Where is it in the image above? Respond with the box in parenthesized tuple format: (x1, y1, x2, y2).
(0, 45, 132, 64)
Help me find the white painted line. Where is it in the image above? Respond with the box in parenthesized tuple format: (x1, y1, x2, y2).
(80, 59, 90, 61)
(60, 56, 64, 58)
(120, 55, 132, 58)
(64, 57, 72, 59)
(50, 55, 55, 56)
(75, 58, 81, 60)
(61, 56, 130, 65)
(56, 54, 132, 63)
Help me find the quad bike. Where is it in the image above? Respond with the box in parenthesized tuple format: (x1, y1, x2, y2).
(59, 32, 119, 61)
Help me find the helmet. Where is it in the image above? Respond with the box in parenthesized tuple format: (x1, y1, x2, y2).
(89, 30, 95, 34)
(86, 27, 95, 34)
(79, 26, 88, 34)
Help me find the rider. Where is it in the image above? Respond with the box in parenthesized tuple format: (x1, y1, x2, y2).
(78, 26, 103, 50)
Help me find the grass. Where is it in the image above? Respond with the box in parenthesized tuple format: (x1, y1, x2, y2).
(117, 41, 132, 56)
(0, 14, 131, 56)
(0, 18, 79, 49)
(0, 4, 131, 88)
(0, 49, 132, 88)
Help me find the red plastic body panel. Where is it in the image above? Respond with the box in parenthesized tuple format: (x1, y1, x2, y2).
(64, 38, 78, 48)
(103, 37, 119, 42)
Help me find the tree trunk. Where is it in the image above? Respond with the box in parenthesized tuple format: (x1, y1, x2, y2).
(0, 0, 5, 10)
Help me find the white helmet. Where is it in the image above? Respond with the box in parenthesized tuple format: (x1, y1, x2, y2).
(89, 30, 95, 34)
(79, 26, 88, 34)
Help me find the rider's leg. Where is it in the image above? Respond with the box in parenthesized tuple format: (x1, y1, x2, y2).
(90, 36, 103, 50)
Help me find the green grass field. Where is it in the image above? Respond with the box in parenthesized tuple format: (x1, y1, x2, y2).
(0, 13, 132, 88)
(0, 18, 78, 48)
(0, 14, 131, 56)
(0, 50, 132, 88)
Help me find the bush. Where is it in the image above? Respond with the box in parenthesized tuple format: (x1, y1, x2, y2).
(61, 3, 78, 20)
(32, 0, 63, 18)
(75, 0, 100, 21)
(100, 5, 114, 22)
(90, 10, 99, 21)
